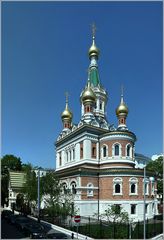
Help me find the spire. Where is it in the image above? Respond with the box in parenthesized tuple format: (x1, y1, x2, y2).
(88, 23, 100, 87)
(88, 23, 100, 60)
(116, 86, 129, 129)
(61, 92, 73, 129)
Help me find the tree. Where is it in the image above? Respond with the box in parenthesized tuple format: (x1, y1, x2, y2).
(41, 172, 74, 218)
(101, 204, 129, 224)
(1, 155, 22, 172)
(16, 193, 24, 211)
(146, 156, 163, 195)
(1, 154, 22, 206)
(21, 163, 38, 208)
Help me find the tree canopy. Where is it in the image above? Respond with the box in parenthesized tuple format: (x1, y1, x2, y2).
(101, 205, 129, 224)
(1, 154, 22, 206)
(146, 156, 163, 195)
(1, 154, 22, 172)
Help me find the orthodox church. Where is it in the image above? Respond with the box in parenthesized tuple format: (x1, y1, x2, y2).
(55, 28, 158, 222)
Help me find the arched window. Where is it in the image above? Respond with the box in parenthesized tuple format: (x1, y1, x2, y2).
(143, 178, 149, 195)
(103, 146, 107, 157)
(113, 177, 122, 195)
(115, 184, 120, 193)
(100, 102, 102, 110)
(131, 183, 136, 193)
(87, 183, 94, 197)
(73, 149, 75, 160)
(126, 144, 132, 157)
(71, 181, 77, 194)
(62, 183, 68, 194)
(115, 144, 119, 156)
(129, 177, 138, 195)
(127, 145, 130, 156)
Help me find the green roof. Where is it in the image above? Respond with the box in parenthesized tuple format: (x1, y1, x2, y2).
(89, 68, 100, 87)
(9, 171, 26, 189)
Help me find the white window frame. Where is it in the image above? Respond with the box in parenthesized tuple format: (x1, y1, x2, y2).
(131, 204, 137, 215)
(112, 143, 122, 157)
(129, 177, 138, 195)
(126, 144, 132, 158)
(113, 177, 123, 195)
(101, 144, 108, 158)
(87, 183, 94, 197)
(143, 178, 149, 195)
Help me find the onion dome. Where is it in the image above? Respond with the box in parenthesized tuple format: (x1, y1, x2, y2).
(116, 95, 129, 116)
(81, 81, 96, 104)
(88, 37, 100, 59)
(61, 95, 73, 121)
(88, 23, 100, 59)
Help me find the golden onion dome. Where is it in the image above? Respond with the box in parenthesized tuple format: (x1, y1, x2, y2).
(61, 103, 73, 121)
(88, 38, 100, 59)
(116, 96, 129, 116)
(81, 82, 96, 104)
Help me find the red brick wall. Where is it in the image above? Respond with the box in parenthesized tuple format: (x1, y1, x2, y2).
(100, 139, 134, 157)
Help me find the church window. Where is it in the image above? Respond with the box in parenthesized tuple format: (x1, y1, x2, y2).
(129, 177, 138, 195)
(100, 102, 102, 110)
(80, 147, 83, 159)
(69, 150, 71, 161)
(114, 204, 121, 214)
(131, 204, 136, 214)
(152, 203, 155, 213)
(80, 142, 83, 159)
(73, 149, 75, 160)
(131, 184, 136, 193)
(87, 183, 94, 197)
(114, 144, 120, 156)
(143, 178, 149, 195)
(92, 147, 96, 158)
(145, 204, 149, 214)
(59, 152, 62, 166)
(115, 184, 120, 193)
(113, 177, 122, 195)
(71, 181, 77, 194)
(63, 183, 68, 194)
(126, 144, 132, 157)
(103, 146, 107, 157)
(66, 152, 68, 162)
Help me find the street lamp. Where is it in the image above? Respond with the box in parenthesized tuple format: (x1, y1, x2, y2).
(143, 166, 146, 240)
(37, 168, 41, 223)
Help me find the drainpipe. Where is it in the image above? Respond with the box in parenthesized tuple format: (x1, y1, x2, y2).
(97, 136, 100, 220)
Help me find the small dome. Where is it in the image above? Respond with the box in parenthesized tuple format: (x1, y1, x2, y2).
(81, 82, 96, 104)
(116, 97, 128, 116)
(88, 39, 100, 59)
(61, 105, 73, 120)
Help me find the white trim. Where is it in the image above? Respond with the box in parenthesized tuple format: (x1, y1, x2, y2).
(100, 134, 135, 142)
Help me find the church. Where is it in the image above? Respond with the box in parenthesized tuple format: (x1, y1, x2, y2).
(55, 27, 158, 222)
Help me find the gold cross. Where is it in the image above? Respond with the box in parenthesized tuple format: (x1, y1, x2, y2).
(91, 23, 97, 38)
(121, 85, 124, 97)
(65, 92, 69, 103)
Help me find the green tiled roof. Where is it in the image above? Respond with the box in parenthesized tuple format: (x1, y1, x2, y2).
(89, 68, 100, 87)
(9, 171, 26, 189)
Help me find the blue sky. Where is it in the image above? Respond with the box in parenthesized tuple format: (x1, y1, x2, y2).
(2, 1, 163, 168)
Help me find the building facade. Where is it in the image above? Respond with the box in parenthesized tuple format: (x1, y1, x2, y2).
(55, 30, 158, 222)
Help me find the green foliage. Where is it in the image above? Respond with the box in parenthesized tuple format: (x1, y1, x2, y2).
(146, 156, 163, 194)
(21, 164, 38, 206)
(41, 172, 74, 217)
(101, 205, 129, 224)
(1, 154, 22, 172)
(1, 154, 22, 206)
(16, 193, 24, 210)
(146, 156, 163, 178)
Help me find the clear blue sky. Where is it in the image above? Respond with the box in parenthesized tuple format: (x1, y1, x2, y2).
(2, 1, 163, 168)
